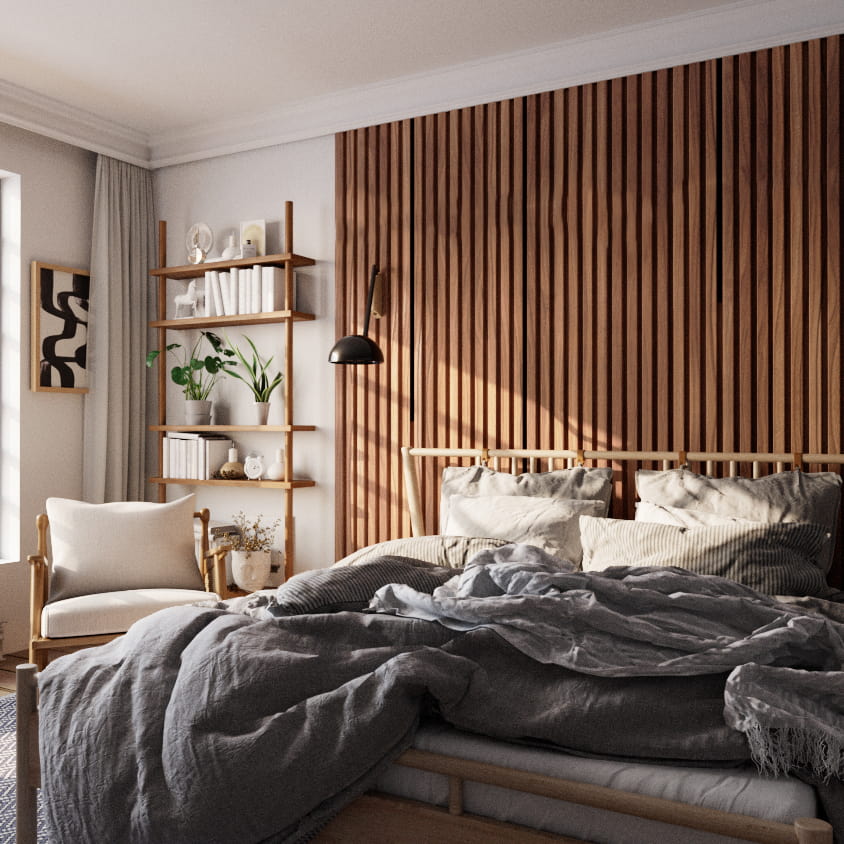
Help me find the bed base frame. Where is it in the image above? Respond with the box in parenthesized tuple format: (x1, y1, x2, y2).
(16, 447, 844, 843)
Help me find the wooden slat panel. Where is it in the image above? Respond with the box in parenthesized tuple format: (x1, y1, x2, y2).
(826, 37, 842, 456)
(334, 121, 412, 557)
(336, 34, 843, 584)
(770, 45, 789, 451)
(411, 101, 525, 532)
(754, 49, 772, 453)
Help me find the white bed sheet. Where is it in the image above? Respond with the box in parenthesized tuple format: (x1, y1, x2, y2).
(374, 721, 819, 844)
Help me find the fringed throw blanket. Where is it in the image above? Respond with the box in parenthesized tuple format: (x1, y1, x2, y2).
(725, 664, 844, 781)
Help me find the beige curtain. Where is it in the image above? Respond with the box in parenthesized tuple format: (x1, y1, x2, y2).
(82, 155, 155, 502)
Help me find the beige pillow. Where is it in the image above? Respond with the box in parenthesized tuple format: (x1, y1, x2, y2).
(440, 465, 613, 530)
(47, 494, 205, 602)
(333, 535, 508, 569)
(444, 494, 606, 564)
(635, 468, 842, 575)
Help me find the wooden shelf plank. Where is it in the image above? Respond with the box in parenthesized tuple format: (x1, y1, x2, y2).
(150, 424, 316, 433)
(149, 477, 316, 489)
(150, 310, 314, 329)
(151, 253, 315, 279)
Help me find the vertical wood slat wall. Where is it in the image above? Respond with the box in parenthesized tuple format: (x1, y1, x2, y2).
(335, 36, 843, 574)
(335, 121, 412, 554)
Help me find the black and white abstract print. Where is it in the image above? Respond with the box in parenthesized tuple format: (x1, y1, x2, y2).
(34, 264, 89, 391)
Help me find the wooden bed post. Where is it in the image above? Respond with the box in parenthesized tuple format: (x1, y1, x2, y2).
(16, 663, 39, 844)
(794, 818, 836, 844)
(401, 447, 425, 536)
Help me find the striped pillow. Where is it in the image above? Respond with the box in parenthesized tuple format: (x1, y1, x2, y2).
(333, 535, 508, 569)
(269, 556, 456, 616)
(579, 516, 830, 596)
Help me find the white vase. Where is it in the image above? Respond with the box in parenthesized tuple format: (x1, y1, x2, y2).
(265, 447, 284, 481)
(231, 549, 272, 592)
(185, 399, 211, 425)
(255, 401, 270, 425)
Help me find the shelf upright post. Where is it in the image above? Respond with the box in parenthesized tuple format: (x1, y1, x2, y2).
(156, 221, 168, 503)
(283, 200, 295, 579)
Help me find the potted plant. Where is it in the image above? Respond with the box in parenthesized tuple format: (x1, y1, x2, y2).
(224, 334, 283, 425)
(220, 511, 281, 592)
(146, 331, 236, 424)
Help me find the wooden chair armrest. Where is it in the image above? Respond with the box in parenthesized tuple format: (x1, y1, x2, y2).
(27, 553, 48, 641)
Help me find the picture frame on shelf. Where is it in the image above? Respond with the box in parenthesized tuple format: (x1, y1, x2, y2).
(30, 260, 90, 393)
(240, 219, 266, 256)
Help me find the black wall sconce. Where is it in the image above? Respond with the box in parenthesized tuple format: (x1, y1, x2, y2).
(329, 264, 385, 364)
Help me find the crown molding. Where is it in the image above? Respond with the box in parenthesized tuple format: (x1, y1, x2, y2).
(149, 0, 844, 167)
(0, 79, 151, 168)
(1, 0, 842, 169)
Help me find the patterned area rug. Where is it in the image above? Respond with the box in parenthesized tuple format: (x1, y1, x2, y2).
(0, 694, 47, 842)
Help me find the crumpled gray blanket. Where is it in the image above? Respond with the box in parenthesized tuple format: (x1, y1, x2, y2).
(372, 544, 844, 785)
(38, 610, 466, 844)
(38, 546, 844, 842)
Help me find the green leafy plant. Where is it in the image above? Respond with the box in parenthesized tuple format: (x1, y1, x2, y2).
(222, 511, 281, 552)
(145, 331, 236, 400)
(224, 334, 283, 402)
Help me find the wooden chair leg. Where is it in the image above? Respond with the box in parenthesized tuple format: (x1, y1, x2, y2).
(30, 644, 48, 671)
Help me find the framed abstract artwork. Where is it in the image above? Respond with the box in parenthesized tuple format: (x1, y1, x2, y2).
(31, 261, 90, 393)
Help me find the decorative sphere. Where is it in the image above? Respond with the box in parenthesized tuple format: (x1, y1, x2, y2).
(219, 460, 246, 480)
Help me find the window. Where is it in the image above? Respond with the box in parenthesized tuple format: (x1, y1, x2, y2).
(0, 171, 21, 561)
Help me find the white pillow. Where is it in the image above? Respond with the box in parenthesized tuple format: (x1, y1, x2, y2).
(440, 464, 613, 530)
(635, 501, 755, 528)
(579, 515, 830, 596)
(47, 494, 205, 602)
(635, 468, 842, 574)
(444, 495, 606, 564)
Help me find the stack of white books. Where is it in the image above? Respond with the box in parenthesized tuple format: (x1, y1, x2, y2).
(162, 432, 234, 480)
(201, 266, 292, 317)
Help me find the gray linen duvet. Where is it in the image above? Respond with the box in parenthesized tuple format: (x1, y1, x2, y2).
(38, 547, 844, 843)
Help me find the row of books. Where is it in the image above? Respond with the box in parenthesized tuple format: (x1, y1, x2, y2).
(199, 266, 292, 318)
(162, 432, 233, 480)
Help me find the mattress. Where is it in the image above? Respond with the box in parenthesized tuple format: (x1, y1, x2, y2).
(374, 720, 818, 844)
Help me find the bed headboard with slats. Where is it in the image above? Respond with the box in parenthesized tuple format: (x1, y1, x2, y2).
(400, 447, 844, 552)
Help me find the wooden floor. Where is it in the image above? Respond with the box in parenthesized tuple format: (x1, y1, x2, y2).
(0, 651, 27, 697)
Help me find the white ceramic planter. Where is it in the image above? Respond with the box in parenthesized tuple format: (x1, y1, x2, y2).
(185, 399, 212, 425)
(231, 549, 271, 592)
(254, 401, 270, 425)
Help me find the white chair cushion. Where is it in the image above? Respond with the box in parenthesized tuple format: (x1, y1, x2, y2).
(40, 588, 219, 638)
(46, 494, 205, 601)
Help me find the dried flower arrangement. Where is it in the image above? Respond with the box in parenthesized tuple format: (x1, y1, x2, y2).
(222, 511, 281, 553)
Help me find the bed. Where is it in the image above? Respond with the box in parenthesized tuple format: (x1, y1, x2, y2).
(15, 446, 844, 844)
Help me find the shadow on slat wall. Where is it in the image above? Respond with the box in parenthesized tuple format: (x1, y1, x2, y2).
(335, 35, 843, 586)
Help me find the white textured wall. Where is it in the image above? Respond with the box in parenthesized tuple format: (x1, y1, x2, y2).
(153, 135, 336, 575)
(0, 123, 96, 653)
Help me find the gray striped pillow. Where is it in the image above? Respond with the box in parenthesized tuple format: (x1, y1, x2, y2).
(579, 516, 830, 596)
(333, 535, 508, 569)
(269, 556, 456, 616)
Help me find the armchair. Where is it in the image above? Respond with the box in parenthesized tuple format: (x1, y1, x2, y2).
(28, 494, 228, 669)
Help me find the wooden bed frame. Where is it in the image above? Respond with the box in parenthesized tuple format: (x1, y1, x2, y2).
(16, 447, 844, 844)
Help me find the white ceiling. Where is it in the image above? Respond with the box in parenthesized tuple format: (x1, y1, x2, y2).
(0, 0, 842, 168)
